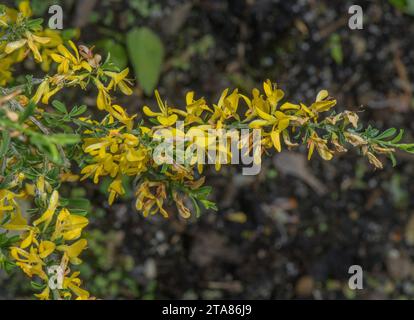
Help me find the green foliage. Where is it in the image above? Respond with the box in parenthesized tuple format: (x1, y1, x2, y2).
(329, 33, 343, 65)
(0, 233, 19, 273)
(389, 0, 414, 15)
(126, 27, 165, 95)
(96, 39, 128, 70)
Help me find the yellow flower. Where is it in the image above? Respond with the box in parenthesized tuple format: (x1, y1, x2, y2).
(18, 0, 32, 18)
(310, 90, 336, 113)
(108, 178, 125, 205)
(263, 79, 285, 110)
(180, 91, 211, 124)
(52, 208, 89, 241)
(0, 57, 14, 85)
(57, 239, 88, 265)
(135, 181, 168, 218)
(51, 41, 92, 74)
(0, 189, 27, 231)
(249, 106, 291, 152)
(0, 5, 17, 26)
(10, 246, 47, 279)
(5, 31, 50, 62)
(143, 90, 178, 126)
(307, 133, 333, 161)
(81, 130, 149, 200)
(209, 88, 240, 125)
(95, 79, 112, 110)
(33, 190, 59, 229)
(63, 271, 90, 299)
(38, 240, 56, 259)
(107, 104, 137, 131)
(32, 79, 63, 104)
(59, 172, 80, 182)
(5, 39, 27, 55)
(294, 90, 336, 121)
(20, 227, 39, 249)
(34, 286, 50, 300)
(105, 68, 133, 95)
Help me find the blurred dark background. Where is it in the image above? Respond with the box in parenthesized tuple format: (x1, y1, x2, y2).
(2, 0, 414, 299)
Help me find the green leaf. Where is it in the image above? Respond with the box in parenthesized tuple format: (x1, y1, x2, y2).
(376, 128, 397, 140)
(61, 28, 79, 41)
(397, 143, 414, 153)
(49, 133, 80, 145)
(96, 39, 128, 70)
(29, 134, 61, 164)
(389, 153, 397, 167)
(126, 27, 164, 95)
(389, 0, 407, 10)
(0, 252, 15, 273)
(19, 101, 36, 123)
(67, 198, 91, 211)
(329, 33, 343, 65)
(0, 233, 19, 247)
(31, 281, 46, 291)
(200, 199, 218, 211)
(190, 196, 201, 218)
(68, 209, 88, 216)
(391, 129, 404, 143)
(52, 100, 67, 114)
(389, 0, 414, 15)
(70, 105, 87, 117)
(0, 131, 10, 159)
(27, 18, 44, 31)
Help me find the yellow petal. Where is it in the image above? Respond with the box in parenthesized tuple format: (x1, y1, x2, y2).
(31, 34, 50, 45)
(81, 61, 92, 72)
(57, 239, 87, 264)
(280, 102, 300, 110)
(20, 229, 36, 249)
(69, 283, 90, 299)
(41, 86, 61, 104)
(32, 80, 49, 104)
(255, 107, 275, 122)
(3, 209, 27, 231)
(34, 286, 50, 300)
(249, 119, 268, 128)
(312, 100, 337, 112)
(158, 114, 177, 126)
(142, 106, 160, 117)
(50, 53, 64, 63)
(263, 79, 273, 97)
(186, 91, 195, 105)
(316, 144, 333, 160)
(307, 142, 315, 160)
(217, 88, 229, 107)
(5, 39, 27, 54)
(300, 103, 314, 117)
(68, 40, 80, 61)
(19, 0, 32, 17)
(118, 81, 133, 95)
(58, 44, 76, 63)
(39, 241, 56, 258)
(277, 118, 290, 131)
(316, 90, 329, 102)
(270, 131, 282, 152)
(27, 37, 42, 62)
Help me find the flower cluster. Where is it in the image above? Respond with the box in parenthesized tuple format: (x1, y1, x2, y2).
(81, 81, 413, 219)
(0, 1, 63, 84)
(0, 1, 93, 299)
(0, 173, 90, 299)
